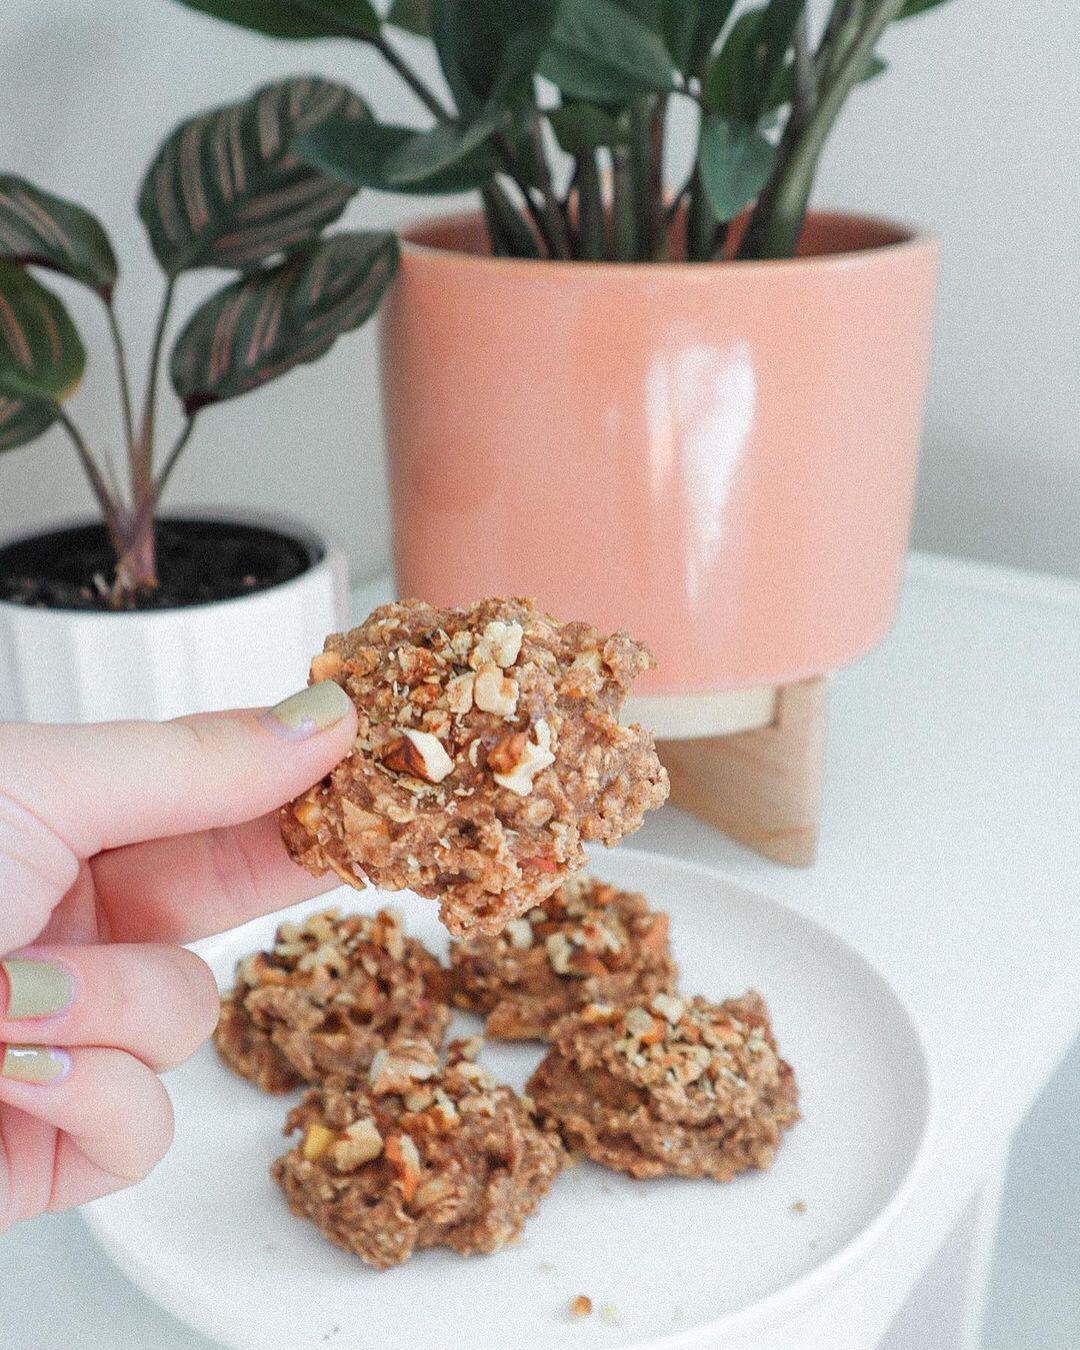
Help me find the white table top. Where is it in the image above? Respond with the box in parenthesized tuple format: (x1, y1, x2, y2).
(5, 551, 1080, 1350)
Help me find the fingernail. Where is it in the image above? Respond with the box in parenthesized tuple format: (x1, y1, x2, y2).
(262, 681, 353, 740)
(2, 1044, 71, 1085)
(2, 958, 74, 1020)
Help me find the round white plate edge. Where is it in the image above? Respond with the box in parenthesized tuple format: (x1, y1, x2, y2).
(82, 846, 936, 1349)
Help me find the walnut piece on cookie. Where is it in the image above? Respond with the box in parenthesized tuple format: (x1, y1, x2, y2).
(526, 991, 799, 1180)
(449, 874, 678, 1041)
(280, 598, 669, 939)
(213, 908, 450, 1093)
(271, 1037, 564, 1268)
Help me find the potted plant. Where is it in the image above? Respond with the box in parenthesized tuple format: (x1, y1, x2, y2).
(169, 0, 948, 718)
(0, 76, 400, 722)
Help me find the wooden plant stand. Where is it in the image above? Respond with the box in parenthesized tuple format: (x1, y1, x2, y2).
(630, 679, 828, 867)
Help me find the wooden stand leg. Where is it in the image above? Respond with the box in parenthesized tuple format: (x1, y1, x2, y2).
(656, 678, 828, 866)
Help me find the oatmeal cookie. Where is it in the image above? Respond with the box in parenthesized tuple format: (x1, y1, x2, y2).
(280, 598, 669, 938)
(450, 874, 678, 1040)
(214, 908, 450, 1093)
(527, 991, 799, 1180)
(272, 1037, 564, 1267)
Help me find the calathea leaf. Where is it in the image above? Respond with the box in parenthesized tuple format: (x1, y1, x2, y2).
(698, 113, 775, 222)
(0, 175, 117, 296)
(540, 0, 677, 103)
(168, 0, 380, 40)
(139, 77, 366, 278)
(169, 231, 398, 414)
(0, 262, 85, 452)
(386, 0, 432, 36)
(296, 114, 499, 193)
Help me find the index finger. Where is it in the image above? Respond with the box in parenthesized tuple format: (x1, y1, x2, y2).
(0, 683, 356, 861)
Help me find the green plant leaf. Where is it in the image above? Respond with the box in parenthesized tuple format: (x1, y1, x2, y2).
(386, 0, 431, 35)
(702, 9, 763, 119)
(432, 0, 559, 116)
(296, 114, 499, 192)
(169, 0, 379, 39)
(0, 262, 85, 451)
(547, 102, 627, 155)
(703, 0, 805, 121)
(698, 113, 775, 222)
(540, 0, 676, 102)
(170, 231, 397, 414)
(895, 0, 952, 17)
(663, 0, 736, 75)
(611, 0, 661, 25)
(767, 49, 885, 110)
(139, 77, 365, 278)
(383, 116, 499, 185)
(0, 176, 117, 297)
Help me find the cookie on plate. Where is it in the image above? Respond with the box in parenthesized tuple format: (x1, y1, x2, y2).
(527, 991, 799, 1180)
(271, 1037, 564, 1268)
(449, 874, 678, 1040)
(214, 908, 450, 1093)
(280, 598, 669, 939)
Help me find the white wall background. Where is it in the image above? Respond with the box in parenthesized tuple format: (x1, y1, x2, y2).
(0, 0, 1076, 584)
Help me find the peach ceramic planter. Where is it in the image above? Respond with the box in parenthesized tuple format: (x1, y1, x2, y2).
(380, 211, 938, 697)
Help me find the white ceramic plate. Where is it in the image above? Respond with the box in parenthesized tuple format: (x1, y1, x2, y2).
(84, 849, 931, 1350)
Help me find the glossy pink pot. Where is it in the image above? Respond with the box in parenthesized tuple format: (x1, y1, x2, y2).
(380, 210, 938, 695)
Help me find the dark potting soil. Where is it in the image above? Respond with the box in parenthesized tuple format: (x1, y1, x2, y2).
(0, 517, 321, 611)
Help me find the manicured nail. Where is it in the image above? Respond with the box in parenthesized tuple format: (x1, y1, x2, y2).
(2, 958, 74, 1020)
(2, 1044, 72, 1085)
(262, 681, 353, 740)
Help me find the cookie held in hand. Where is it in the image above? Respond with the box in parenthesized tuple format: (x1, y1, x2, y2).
(280, 598, 669, 938)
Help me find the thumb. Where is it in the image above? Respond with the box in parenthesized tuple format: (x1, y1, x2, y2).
(0, 682, 357, 862)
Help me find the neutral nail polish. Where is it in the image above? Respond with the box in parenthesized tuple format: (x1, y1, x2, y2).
(263, 680, 353, 740)
(1, 1044, 71, 1085)
(2, 959, 74, 1020)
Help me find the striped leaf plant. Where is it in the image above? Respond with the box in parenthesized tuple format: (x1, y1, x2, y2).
(0, 77, 398, 602)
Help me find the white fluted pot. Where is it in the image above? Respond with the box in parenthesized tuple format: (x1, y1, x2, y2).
(0, 515, 348, 724)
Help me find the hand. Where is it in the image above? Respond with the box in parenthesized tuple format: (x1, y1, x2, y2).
(0, 681, 357, 1227)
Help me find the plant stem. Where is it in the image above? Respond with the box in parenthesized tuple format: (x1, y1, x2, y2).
(123, 274, 177, 590)
(134, 275, 176, 505)
(151, 414, 196, 504)
(104, 296, 136, 493)
(492, 132, 562, 259)
(611, 146, 637, 261)
(738, 0, 908, 259)
(649, 99, 668, 260)
(575, 152, 606, 260)
(628, 97, 654, 262)
(686, 163, 716, 262)
(371, 31, 452, 121)
(526, 109, 572, 259)
(480, 183, 540, 257)
(790, 12, 816, 131)
(816, 0, 861, 81)
(55, 408, 127, 555)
